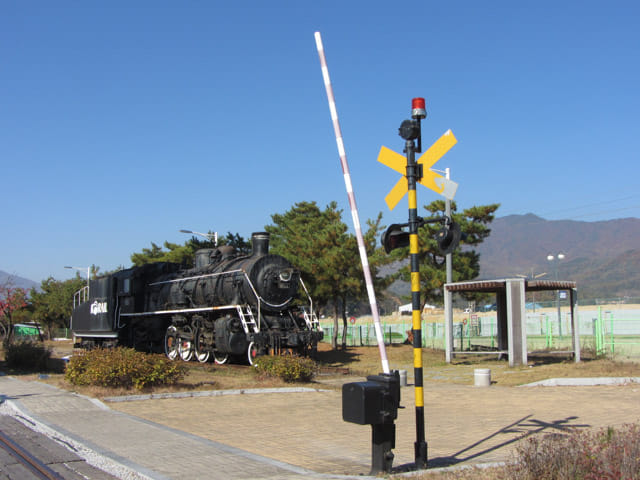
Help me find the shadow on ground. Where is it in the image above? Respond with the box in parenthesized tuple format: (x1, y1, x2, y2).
(393, 414, 590, 472)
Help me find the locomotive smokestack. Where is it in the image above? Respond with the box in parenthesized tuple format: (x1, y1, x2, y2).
(251, 232, 270, 256)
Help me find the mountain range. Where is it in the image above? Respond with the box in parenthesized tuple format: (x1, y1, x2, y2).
(475, 214, 640, 299)
(0, 271, 39, 292)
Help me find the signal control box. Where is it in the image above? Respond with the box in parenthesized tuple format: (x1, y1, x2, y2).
(342, 371, 401, 425)
(342, 371, 401, 473)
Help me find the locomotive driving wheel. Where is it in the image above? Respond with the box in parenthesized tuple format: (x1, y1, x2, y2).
(194, 328, 210, 363)
(247, 341, 262, 367)
(213, 351, 229, 365)
(164, 326, 178, 360)
(178, 325, 194, 362)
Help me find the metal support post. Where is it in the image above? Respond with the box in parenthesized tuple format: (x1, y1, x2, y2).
(445, 168, 452, 286)
(371, 423, 396, 474)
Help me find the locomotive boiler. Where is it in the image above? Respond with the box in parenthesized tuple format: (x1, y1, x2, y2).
(70, 232, 323, 365)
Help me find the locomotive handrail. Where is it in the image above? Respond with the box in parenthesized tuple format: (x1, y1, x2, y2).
(72, 286, 90, 308)
(121, 305, 245, 316)
(148, 268, 287, 307)
(299, 278, 317, 326)
(148, 269, 246, 286)
(235, 270, 261, 330)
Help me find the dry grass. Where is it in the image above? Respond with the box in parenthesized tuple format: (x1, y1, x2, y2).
(3, 338, 640, 398)
(20, 358, 302, 400)
(402, 424, 640, 479)
(315, 342, 640, 386)
(2, 339, 310, 399)
(18, 362, 300, 399)
(413, 466, 508, 479)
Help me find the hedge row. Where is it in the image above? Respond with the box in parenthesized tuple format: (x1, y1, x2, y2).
(65, 347, 187, 390)
(253, 355, 316, 382)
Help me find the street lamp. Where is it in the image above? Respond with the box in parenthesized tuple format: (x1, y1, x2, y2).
(547, 253, 566, 336)
(547, 253, 565, 267)
(64, 265, 90, 288)
(179, 229, 218, 247)
(516, 269, 548, 280)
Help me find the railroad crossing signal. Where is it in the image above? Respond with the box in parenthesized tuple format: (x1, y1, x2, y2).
(377, 129, 459, 210)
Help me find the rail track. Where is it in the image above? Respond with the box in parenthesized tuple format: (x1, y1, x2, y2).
(0, 427, 64, 480)
(0, 415, 120, 480)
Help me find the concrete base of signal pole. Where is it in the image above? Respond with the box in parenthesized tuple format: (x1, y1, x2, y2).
(415, 440, 428, 469)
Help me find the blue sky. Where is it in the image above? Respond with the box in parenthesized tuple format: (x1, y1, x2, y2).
(2, 1, 639, 283)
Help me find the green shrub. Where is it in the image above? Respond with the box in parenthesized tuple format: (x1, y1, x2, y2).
(65, 347, 188, 390)
(253, 355, 316, 383)
(4, 340, 51, 371)
(509, 423, 640, 479)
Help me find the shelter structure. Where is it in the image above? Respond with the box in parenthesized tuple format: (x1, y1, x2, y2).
(443, 278, 578, 366)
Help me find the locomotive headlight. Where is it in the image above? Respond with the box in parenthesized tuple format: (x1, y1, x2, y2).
(279, 269, 293, 282)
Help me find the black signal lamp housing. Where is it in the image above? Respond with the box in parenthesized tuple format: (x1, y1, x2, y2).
(436, 222, 462, 255)
(398, 119, 420, 141)
(381, 224, 410, 254)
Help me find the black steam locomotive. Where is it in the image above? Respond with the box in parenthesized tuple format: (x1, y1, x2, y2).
(70, 232, 323, 365)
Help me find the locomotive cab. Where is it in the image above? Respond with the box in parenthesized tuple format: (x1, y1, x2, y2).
(71, 276, 117, 342)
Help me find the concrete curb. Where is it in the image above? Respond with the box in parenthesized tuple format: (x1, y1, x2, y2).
(521, 377, 640, 387)
(103, 387, 330, 403)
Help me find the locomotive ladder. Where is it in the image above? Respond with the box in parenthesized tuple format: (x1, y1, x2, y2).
(302, 307, 320, 330)
(298, 279, 321, 331)
(236, 305, 259, 333)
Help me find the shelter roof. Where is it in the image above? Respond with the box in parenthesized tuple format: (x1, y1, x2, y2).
(445, 278, 576, 293)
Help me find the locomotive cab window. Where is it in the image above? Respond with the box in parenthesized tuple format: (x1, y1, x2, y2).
(118, 277, 131, 295)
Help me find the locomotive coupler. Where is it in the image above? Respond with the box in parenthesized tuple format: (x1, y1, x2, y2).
(342, 370, 401, 474)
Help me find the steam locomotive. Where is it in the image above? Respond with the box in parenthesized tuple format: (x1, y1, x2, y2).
(70, 232, 323, 365)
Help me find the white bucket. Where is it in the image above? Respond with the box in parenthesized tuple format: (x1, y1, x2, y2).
(474, 368, 491, 387)
(399, 370, 408, 387)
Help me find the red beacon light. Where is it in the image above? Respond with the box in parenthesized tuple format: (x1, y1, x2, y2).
(411, 97, 427, 119)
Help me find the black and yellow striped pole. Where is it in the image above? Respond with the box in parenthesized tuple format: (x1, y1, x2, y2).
(399, 98, 428, 468)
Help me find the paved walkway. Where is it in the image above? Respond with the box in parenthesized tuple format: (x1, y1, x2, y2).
(1, 375, 639, 479)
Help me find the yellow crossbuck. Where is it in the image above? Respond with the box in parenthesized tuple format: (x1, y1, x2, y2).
(378, 129, 458, 210)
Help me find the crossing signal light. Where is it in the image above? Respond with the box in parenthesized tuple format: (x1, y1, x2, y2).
(411, 97, 427, 119)
(381, 224, 410, 254)
(436, 222, 462, 255)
